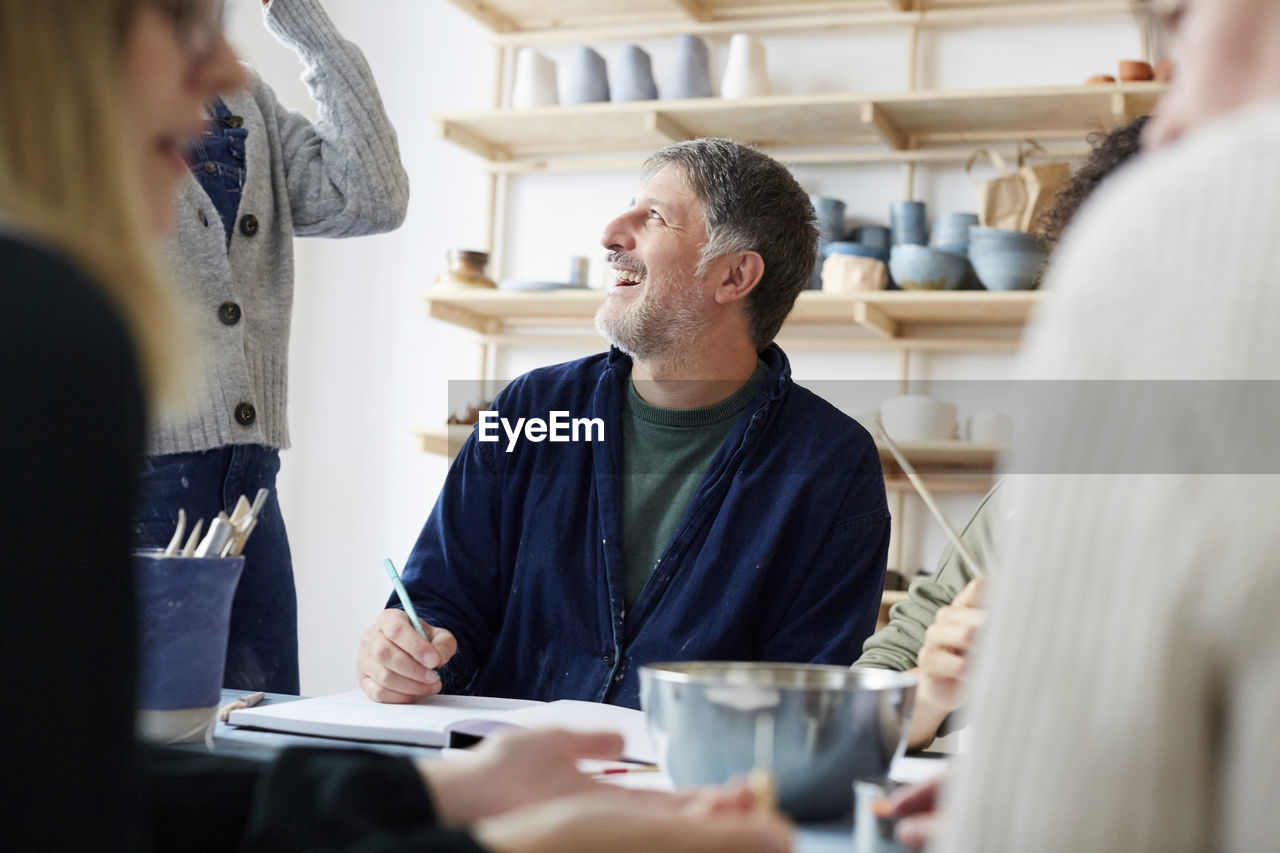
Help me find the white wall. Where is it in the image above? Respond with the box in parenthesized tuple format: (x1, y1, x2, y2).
(227, 1, 1142, 695)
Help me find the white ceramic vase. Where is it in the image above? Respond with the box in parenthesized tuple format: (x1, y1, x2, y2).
(511, 48, 559, 109)
(721, 33, 770, 99)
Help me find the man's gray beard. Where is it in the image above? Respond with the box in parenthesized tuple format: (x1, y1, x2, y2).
(595, 280, 704, 365)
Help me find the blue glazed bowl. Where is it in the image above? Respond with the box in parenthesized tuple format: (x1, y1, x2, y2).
(967, 226, 1045, 250)
(969, 245, 1048, 290)
(888, 244, 967, 291)
(824, 241, 889, 262)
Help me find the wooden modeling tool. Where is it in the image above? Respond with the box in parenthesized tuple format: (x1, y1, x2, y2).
(875, 419, 991, 578)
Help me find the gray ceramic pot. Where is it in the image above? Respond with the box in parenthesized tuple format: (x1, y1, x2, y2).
(614, 44, 658, 101)
(565, 45, 610, 104)
(665, 34, 714, 99)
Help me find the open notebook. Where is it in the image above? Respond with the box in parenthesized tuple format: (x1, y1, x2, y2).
(227, 691, 655, 764)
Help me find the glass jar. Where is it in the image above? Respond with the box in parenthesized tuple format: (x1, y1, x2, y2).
(434, 249, 496, 289)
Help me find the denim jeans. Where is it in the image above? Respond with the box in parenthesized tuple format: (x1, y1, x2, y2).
(134, 445, 299, 694)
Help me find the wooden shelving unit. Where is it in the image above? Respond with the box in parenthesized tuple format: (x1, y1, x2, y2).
(427, 0, 1153, 575)
(439, 83, 1162, 169)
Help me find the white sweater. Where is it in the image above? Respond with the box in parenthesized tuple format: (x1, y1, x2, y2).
(939, 100, 1280, 852)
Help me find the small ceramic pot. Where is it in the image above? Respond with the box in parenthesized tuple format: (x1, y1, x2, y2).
(665, 34, 714, 99)
(810, 195, 847, 244)
(1117, 60, 1154, 82)
(721, 33, 770, 99)
(613, 44, 658, 102)
(564, 46, 610, 104)
(511, 48, 559, 108)
(850, 225, 892, 252)
(889, 200, 927, 246)
(1086, 74, 1117, 85)
(821, 255, 888, 294)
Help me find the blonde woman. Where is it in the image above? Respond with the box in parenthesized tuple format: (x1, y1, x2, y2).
(0, 3, 790, 851)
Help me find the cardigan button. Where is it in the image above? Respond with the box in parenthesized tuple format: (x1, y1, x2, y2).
(218, 302, 241, 326)
(239, 214, 259, 237)
(234, 403, 257, 426)
(203, 161, 217, 174)
(227, 115, 244, 129)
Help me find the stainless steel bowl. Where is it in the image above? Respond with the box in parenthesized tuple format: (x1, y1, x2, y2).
(640, 662, 916, 820)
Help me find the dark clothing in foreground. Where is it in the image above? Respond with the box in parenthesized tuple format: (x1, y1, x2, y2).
(0, 235, 480, 852)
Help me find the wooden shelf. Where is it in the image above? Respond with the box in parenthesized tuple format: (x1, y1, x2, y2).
(450, 0, 1141, 42)
(418, 424, 1002, 472)
(423, 288, 1046, 349)
(416, 425, 475, 458)
(877, 439, 1001, 470)
(436, 83, 1163, 167)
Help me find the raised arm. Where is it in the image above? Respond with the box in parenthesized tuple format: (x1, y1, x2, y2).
(257, 0, 409, 236)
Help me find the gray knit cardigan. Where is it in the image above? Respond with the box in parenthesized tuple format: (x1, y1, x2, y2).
(149, 0, 409, 455)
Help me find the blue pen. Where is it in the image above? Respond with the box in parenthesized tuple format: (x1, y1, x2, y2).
(383, 558, 429, 641)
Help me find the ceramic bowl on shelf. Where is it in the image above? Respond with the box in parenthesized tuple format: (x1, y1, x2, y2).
(640, 662, 916, 821)
(968, 247, 1047, 291)
(967, 228, 1048, 291)
(880, 394, 958, 441)
(888, 244, 966, 291)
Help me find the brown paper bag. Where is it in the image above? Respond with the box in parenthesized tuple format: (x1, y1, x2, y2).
(966, 142, 1071, 233)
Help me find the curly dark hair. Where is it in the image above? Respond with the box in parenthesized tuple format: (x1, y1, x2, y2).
(1036, 115, 1150, 245)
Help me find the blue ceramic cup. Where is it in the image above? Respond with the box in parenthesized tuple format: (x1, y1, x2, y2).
(134, 550, 245, 742)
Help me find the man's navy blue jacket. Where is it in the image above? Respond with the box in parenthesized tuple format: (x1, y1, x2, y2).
(397, 344, 890, 708)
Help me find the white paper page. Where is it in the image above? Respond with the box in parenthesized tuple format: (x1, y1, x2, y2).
(506, 700, 655, 764)
(227, 690, 540, 746)
(889, 754, 950, 785)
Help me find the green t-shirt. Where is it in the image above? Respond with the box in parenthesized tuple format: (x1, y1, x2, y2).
(620, 361, 767, 609)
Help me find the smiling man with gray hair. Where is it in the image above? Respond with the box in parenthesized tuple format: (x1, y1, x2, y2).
(357, 138, 891, 708)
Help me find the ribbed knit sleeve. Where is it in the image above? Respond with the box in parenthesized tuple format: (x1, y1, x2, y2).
(262, 0, 410, 236)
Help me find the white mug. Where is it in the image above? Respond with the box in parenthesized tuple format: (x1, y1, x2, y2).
(511, 48, 558, 109)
